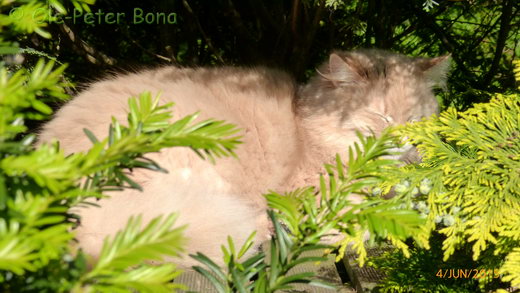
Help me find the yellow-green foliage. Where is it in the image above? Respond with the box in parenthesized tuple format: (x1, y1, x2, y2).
(514, 60, 520, 82)
(381, 62, 520, 288)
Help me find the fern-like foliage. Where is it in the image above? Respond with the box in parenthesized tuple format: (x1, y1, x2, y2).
(78, 214, 185, 293)
(268, 131, 430, 266)
(0, 59, 242, 291)
(0, 60, 68, 141)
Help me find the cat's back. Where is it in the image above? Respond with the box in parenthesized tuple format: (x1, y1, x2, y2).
(39, 65, 298, 153)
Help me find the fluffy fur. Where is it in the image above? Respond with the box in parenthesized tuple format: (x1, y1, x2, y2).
(38, 49, 450, 267)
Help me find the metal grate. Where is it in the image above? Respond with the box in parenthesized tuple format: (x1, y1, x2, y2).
(343, 245, 392, 292)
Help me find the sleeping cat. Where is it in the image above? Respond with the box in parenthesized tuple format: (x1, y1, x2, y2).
(38, 49, 449, 267)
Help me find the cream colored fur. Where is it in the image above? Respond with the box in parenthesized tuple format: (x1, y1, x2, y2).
(38, 49, 449, 268)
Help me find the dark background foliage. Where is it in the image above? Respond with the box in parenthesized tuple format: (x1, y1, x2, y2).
(13, 0, 520, 108)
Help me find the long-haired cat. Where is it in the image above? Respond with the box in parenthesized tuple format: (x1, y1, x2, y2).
(38, 49, 450, 267)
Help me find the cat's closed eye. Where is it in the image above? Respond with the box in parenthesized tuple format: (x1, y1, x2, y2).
(407, 116, 420, 122)
(368, 111, 394, 124)
(378, 113, 394, 124)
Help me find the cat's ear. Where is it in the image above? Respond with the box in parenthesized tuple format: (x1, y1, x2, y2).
(317, 53, 362, 86)
(416, 55, 451, 89)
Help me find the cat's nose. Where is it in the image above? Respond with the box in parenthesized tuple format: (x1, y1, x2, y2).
(399, 145, 422, 164)
(384, 143, 421, 164)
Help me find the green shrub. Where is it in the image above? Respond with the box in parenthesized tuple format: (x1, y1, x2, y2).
(0, 82, 242, 292)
